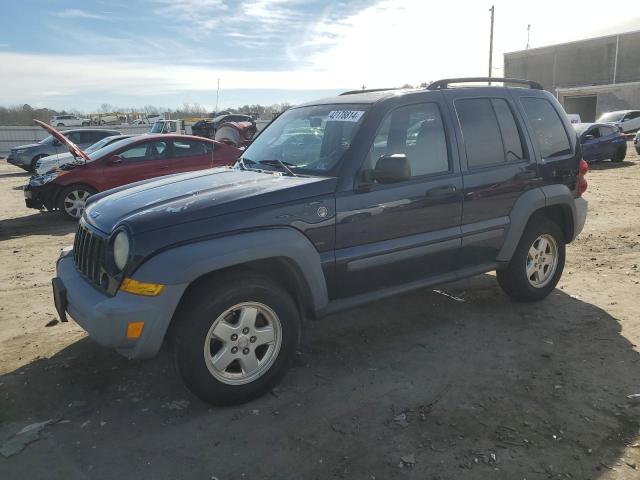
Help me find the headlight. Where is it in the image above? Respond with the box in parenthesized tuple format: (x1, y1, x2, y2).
(15, 149, 26, 154)
(29, 171, 64, 187)
(113, 230, 130, 271)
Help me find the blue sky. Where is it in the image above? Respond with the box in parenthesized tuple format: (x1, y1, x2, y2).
(1, 0, 638, 112)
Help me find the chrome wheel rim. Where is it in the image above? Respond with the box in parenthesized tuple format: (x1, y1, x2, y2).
(63, 189, 91, 219)
(203, 302, 282, 385)
(526, 234, 558, 288)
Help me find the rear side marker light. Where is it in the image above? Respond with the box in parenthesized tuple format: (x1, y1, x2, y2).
(121, 278, 165, 296)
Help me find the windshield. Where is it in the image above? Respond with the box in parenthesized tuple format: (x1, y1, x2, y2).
(85, 136, 123, 154)
(573, 124, 591, 135)
(40, 135, 56, 145)
(598, 112, 625, 123)
(241, 104, 369, 174)
(150, 122, 165, 133)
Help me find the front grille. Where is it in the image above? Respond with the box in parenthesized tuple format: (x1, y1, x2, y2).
(73, 222, 107, 286)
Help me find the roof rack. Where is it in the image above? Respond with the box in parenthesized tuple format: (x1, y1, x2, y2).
(339, 88, 399, 96)
(427, 77, 543, 90)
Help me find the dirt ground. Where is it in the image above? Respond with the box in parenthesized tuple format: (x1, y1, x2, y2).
(1, 146, 639, 480)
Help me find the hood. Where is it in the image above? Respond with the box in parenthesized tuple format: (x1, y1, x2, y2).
(11, 143, 40, 151)
(33, 120, 90, 162)
(34, 152, 75, 174)
(84, 167, 335, 234)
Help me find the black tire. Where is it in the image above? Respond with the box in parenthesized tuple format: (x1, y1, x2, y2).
(82, 122, 90, 126)
(169, 272, 301, 406)
(56, 123, 65, 127)
(30, 154, 48, 172)
(497, 217, 565, 302)
(611, 145, 626, 162)
(57, 184, 96, 220)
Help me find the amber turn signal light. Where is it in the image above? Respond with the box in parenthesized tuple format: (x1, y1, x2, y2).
(120, 278, 165, 296)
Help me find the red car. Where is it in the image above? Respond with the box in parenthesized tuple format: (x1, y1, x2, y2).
(25, 121, 241, 219)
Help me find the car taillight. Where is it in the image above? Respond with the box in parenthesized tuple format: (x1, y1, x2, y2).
(576, 159, 588, 197)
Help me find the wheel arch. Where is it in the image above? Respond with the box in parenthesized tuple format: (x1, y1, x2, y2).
(497, 185, 577, 262)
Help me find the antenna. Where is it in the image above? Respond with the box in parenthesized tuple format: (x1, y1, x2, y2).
(488, 6, 495, 85)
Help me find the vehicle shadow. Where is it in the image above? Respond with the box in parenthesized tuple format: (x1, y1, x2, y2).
(588, 159, 636, 170)
(0, 212, 76, 241)
(0, 275, 638, 479)
(0, 171, 30, 179)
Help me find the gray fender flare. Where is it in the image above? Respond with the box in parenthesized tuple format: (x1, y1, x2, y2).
(497, 185, 576, 262)
(132, 227, 329, 313)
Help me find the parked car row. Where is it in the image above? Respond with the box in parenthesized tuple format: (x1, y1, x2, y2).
(24, 121, 242, 219)
(7, 129, 121, 172)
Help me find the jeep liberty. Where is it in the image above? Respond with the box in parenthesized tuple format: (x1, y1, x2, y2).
(52, 78, 589, 405)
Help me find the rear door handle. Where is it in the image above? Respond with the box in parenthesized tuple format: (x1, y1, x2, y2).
(427, 185, 457, 198)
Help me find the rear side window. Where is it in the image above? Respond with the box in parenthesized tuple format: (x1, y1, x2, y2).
(521, 97, 572, 158)
(173, 140, 207, 158)
(455, 98, 524, 168)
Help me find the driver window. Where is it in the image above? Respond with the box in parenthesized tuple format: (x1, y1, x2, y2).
(120, 141, 167, 162)
(366, 103, 449, 177)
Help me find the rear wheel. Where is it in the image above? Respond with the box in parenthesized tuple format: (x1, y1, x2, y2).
(57, 185, 96, 220)
(56, 123, 65, 127)
(169, 272, 300, 406)
(497, 218, 565, 302)
(82, 121, 90, 126)
(611, 145, 626, 162)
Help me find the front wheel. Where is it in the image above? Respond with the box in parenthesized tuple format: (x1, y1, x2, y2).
(57, 185, 96, 219)
(169, 272, 300, 406)
(497, 218, 565, 302)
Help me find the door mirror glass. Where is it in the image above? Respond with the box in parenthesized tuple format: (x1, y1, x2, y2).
(373, 154, 411, 184)
(582, 134, 594, 142)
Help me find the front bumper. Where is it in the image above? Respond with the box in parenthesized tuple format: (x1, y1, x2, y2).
(24, 183, 58, 211)
(55, 251, 187, 359)
(573, 197, 588, 240)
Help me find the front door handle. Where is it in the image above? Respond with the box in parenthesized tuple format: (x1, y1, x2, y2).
(427, 185, 457, 198)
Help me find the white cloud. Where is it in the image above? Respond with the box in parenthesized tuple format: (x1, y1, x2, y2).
(55, 8, 106, 20)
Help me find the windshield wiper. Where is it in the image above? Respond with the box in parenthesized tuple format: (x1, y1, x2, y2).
(258, 159, 298, 177)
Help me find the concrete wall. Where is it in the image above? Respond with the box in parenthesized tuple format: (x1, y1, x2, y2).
(504, 31, 640, 121)
(504, 31, 640, 90)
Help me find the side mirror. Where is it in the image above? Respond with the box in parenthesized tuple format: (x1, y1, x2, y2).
(107, 154, 123, 165)
(582, 134, 594, 142)
(373, 154, 411, 184)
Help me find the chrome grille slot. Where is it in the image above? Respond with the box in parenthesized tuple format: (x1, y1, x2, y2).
(73, 223, 107, 287)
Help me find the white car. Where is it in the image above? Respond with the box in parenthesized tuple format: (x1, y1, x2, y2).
(597, 110, 640, 133)
(50, 115, 90, 127)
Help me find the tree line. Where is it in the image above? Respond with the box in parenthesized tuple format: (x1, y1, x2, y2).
(0, 102, 294, 126)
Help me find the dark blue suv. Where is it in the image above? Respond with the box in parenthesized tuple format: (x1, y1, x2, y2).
(52, 78, 589, 405)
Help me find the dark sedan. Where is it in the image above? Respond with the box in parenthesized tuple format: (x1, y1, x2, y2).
(574, 123, 627, 163)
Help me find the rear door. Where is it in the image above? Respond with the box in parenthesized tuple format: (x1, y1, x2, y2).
(580, 125, 601, 162)
(167, 139, 213, 174)
(98, 140, 169, 190)
(445, 89, 538, 267)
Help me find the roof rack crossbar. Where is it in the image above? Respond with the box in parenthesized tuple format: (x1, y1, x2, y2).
(339, 88, 398, 96)
(427, 77, 543, 90)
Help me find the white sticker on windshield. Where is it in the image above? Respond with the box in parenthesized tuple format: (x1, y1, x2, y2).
(327, 110, 365, 122)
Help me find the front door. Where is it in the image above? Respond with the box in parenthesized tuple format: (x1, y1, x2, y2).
(167, 139, 213, 174)
(334, 100, 463, 299)
(97, 140, 170, 190)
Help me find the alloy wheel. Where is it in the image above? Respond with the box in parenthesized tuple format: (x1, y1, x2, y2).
(63, 189, 91, 219)
(203, 302, 282, 385)
(525, 234, 559, 288)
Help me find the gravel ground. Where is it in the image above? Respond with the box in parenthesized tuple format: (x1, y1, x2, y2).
(1, 145, 639, 479)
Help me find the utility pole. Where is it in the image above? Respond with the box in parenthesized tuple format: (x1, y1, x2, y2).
(526, 24, 531, 49)
(215, 78, 220, 114)
(488, 5, 494, 85)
